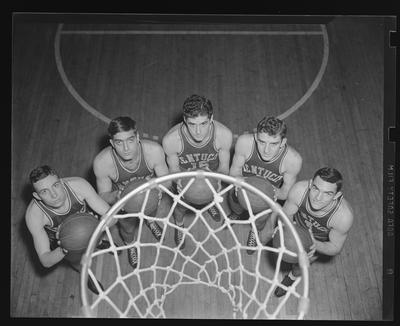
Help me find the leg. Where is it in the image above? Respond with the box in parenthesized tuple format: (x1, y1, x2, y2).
(69, 260, 104, 295)
(227, 187, 245, 219)
(275, 254, 319, 297)
(145, 194, 171, 241)
(173, 203, 187, 248)
(118, 216, 139, 268)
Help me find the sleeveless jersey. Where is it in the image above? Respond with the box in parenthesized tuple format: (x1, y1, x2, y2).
(110, 141, 154, 191)
(177, 122, 219, 171)
(34, 179, 87, 247)
(293, 181, 344, 241)
(242, 135, 288, 188)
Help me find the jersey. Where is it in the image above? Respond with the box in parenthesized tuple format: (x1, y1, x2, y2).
(242, 134, 288, 188)
(177, 122, 219, 171)
(110, 141, 154, 191)
(293, 181, 344, 241)
(34, 179, 87, 248)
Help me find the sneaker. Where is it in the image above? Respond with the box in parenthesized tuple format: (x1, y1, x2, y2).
(145, 220, 163, 241)
(228, 212, 241, 220)
(96, 239, 111, 250)
(174, 224, 185, 249)
(274, 274, 296, 297)
(207, 205, 221, 222)
(246, 229, 258, 255)
(87, 276, 104, 295)
(127, 246, 138, 269)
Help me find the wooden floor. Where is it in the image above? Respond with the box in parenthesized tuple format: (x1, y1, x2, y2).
(11, 15, 389, 319)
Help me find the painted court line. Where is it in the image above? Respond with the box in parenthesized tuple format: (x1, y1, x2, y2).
(55, 24, 329, 139)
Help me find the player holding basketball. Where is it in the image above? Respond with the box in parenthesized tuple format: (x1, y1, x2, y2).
(228, 116, 302, 254)
(162, 94, 233, 248)
(25, 165, 110, 294)
(93, 116, 170, 269)
(274, 167, 354, 297)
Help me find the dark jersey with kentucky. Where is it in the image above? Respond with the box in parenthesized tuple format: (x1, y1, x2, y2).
(293, 182, 344, 241)
(242, 135, 288, 188)
(34, 179, 87, 248)
(110, 141, 154, 191)
(177, 122, 219, 171)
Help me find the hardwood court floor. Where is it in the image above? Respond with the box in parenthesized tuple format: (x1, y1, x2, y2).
(11, 16, 387, 319)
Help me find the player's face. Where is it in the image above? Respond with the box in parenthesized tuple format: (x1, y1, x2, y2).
(309, 176, 338, 210)
(111, 130, 139, 161)
(33, 175, 66, 209)
(255, 132, 285, 161)
(185, 115, 212, 142)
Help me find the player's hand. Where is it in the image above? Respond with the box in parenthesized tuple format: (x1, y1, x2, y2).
(234, 176, 245, 197)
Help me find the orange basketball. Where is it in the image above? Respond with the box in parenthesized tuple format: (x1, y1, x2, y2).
(58, 212, 99, 263)
(238, 176, 275, 213)
(180, 176, 219, 205)
(272, 223, 314, 263)
(121, 178, 160, 214)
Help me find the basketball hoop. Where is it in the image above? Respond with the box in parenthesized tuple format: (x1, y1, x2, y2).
(80, 171, 310, 319)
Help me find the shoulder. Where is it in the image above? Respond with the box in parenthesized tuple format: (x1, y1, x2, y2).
(213, 120, 233, 136)
(331, 197, 354, 232)
(287, 180, 309, 201)
(63, 176, 91, 191)
(234, 133, 253, 153)
(93, 146, 113, 167)
(25, 200, 45, 227)
(283, 145, 302, 171)
(162, 123, 182, 153)
(141, 139, 165, 157)
(213, 120, 233, 148)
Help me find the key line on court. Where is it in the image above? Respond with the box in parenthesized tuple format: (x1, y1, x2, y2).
(55, 24, 328, 140)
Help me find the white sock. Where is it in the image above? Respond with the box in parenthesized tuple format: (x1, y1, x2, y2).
(287, 271, 297, 280)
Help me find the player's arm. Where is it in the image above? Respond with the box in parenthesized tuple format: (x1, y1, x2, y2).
(93, 154, 119, 204)
(314, 204, 354, 256)
(162, 133, 181, 174)
(72, 178, 110, 216)
(281, 182, 304, 222)
(229, 135, 249, 178)
(216, 126, 233, 175)
(25, 206, 65, 268)
(276, 150, 302, 200)
(148, 142, 172, 189)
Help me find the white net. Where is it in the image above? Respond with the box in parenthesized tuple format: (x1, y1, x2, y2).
(80, 171, 309, 319)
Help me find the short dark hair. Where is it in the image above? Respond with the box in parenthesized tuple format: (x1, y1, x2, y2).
(108, 117, 137, 138)
(182, 94, 213, 119)
(313, 167, 343, 192)
(256, 117, 287, 138)
(29, 165, 58, 187)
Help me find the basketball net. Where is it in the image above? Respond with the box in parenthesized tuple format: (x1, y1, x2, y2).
(80, 171, 310, 319)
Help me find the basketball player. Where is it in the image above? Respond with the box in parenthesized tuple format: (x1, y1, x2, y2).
(25, 165, 110, 295)
(162, 94, 233, 248)
(93, 116, 171, 269)
(228, 116, 302, 254)
(274, 167, 354, 297)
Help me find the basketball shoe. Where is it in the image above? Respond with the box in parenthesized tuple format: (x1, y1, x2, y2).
(207, 205, 221, 222)
(145, 220, 163, 241)
(127, 246, 138, 269)
(87, 276, 105, 295)
(246, 229, 258, 255)
(174, 224, 185, 249)
(274, 274, 296, 297)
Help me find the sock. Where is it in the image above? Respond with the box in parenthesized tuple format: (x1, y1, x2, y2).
(287, 271, 297, 280)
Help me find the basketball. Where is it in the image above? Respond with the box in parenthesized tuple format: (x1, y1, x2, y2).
(238, 176, 275, 213)
(272, 223, 314, 263)
(180, 176, 219, 205)
(121, 178, 160, 214)
(58, 212, 100, 263)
